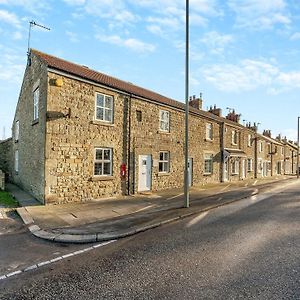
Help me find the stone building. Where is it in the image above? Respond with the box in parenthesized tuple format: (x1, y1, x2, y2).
(1, 49, 297, 204)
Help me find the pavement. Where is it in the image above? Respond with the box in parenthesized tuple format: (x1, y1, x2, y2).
(4, 176, 296, 244)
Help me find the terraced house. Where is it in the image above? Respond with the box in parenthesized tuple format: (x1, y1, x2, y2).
(0, 50, 297, 204)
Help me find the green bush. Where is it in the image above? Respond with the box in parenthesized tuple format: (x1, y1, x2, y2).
(0, 190, 19, 207)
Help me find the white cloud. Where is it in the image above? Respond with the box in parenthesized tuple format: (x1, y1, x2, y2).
(0, 10, 21, 28)
(277, 72, 300, 88)
(66, 31, 79, 43)
(228, 0, 291, 29)
(290, 32, 300, 41)
(202, 58, 300, 94)
(202, 60, 276, 92)
(0, 48, 25, 84)
(12, 31, 22, 40)
(132, 0, 221, 35)
(0, 0, 51, 15)
(95, 33, 155, 53)
(72, 0, 139, 26)
(63, 0, 86, 5)
(201, 31, 234, 55)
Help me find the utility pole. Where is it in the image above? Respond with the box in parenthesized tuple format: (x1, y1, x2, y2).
(297, 117, 299, 178)
(184, 0, 190, 208)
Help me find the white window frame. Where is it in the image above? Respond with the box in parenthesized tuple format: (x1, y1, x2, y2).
(95, 92, 114, 123)
(33, 87, 39, 120)
(232, 130, 238, 145)
(15, 150, 19, 173)
(159, 151, 170, 173)
(231, 159, 239, 175)
(259, 141, 263, 153)
(204, 153, 213, 174)
(94, 148, 112, 176)
(15, 120, 19, 141)
(159, 110, 170, 132)
(258, 158, 263, 173)
(206, 123, 213, 140)
(248, 134, 252, 147)
(247, 158, 253, 172)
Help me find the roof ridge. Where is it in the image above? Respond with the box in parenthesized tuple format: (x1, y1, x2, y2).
(30, 48, 178, 103)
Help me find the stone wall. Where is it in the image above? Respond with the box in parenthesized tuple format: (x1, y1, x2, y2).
(44, 71, 222, 204)
(10, 54, 48, 203)
(0, 138, 13, 181)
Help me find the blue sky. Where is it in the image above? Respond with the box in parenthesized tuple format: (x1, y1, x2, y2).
(1, 0, 300, 141)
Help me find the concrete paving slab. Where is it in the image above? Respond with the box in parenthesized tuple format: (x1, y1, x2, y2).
(16, 207, 33, 225)
(11, 177, 296, 244)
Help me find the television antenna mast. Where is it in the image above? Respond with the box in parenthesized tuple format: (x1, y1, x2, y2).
(27, 20, 50, 56)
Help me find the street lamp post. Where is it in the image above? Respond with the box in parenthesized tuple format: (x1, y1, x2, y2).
(184, 0, 190, 208)
(297, 117, 300, 178)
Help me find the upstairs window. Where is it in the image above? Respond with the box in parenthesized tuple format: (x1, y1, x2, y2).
(159, 110, 170, 132)
(95, 93, 113, 123)
(33, 87, 39, 120)
(94, 148, 112, 176)
(232, 130, 238, 145)
(159, 151, 170, 173)
(248, 134, 252, 147)
(259, 141, 263, 152)
(15, 120, 19, 142)
(206, 123, 213, 140)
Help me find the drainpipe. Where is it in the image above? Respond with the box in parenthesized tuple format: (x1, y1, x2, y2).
(220, 122, 225, 182)
(127, 94, 132, 195)
(292, 150, 294, 174)
(270, 143, 273, 177)
(254, 136, 258, 179)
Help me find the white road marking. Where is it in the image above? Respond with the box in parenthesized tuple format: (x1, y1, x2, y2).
(220, 185, 231, 192)
(167, 193, 184, 200)
(0, 240, 117, 281)
(186, 211, 209, 228)
(135, 204, 156, 213)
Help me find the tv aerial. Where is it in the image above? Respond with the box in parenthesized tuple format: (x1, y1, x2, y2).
(27, 20, 50, 56)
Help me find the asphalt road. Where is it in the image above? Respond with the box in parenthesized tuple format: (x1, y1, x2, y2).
(0, 212, 91, 275)
(0, 181, 299, 299)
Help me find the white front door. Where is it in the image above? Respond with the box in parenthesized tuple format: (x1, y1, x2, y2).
(241, 159, 246, 179)
(224, 160, 229, 181)
(138, 155, 152, 192)
(188, 158, 193, 187)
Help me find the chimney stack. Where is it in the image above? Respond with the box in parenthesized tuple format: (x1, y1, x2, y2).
(263, 130, 272, 138)
(226, 109, 241, 123)
(208, 104, 222, 117)
(189, 93, 203, 110)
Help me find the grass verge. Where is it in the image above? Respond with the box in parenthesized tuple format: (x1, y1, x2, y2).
(0, 190, 19, 207)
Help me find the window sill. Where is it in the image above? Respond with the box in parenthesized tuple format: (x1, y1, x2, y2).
(91, 176, 114, 181)
(203, 173, 213, 176)
(158, 172, 170, 176)
(158, 130, 170, 134)
(32, 119, 39, 126)
(231, 173, 239, 176)
(205, 138, 213, 142)
(91, 120, 114, 127)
